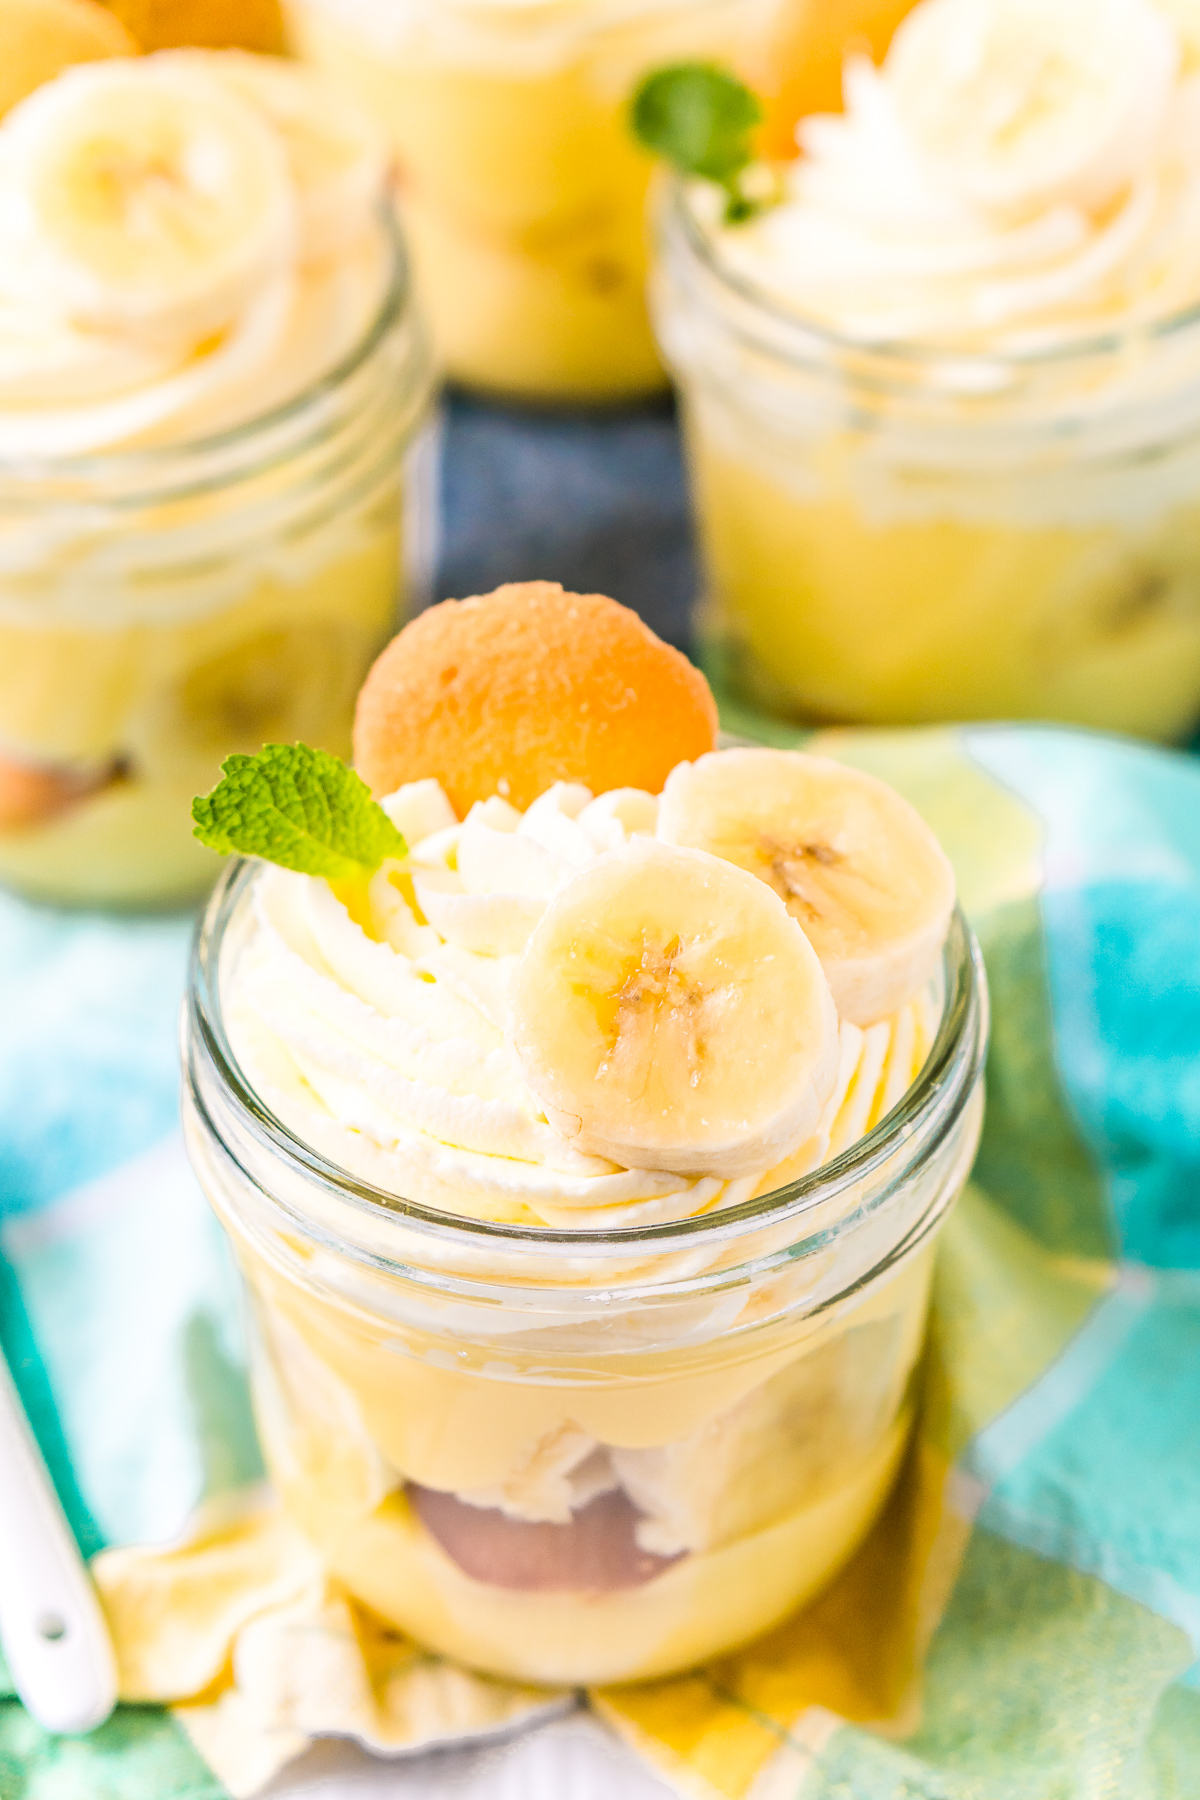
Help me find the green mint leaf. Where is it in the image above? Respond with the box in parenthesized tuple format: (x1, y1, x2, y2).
(723, 193, 757, 224)
(630, 63, 763, 214)
(192, 742, 407, 879)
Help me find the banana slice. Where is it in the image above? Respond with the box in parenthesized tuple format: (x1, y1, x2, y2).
(130, 619, 368, 778)
(155, 51, 389, 263)
(887, 0, 1179, 216)
(657, 749, 955, 1028)
(0, 55, 295, 340)
(509, 840, 839, 1179)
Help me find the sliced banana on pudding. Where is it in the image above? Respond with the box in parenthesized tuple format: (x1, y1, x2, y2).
(509, 839, 839, 1179)
(657, 749, 955, 1028)
(0, 55, 295, 339)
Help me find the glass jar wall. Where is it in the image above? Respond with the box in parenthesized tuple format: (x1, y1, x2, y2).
(0, 216, 435, 908)
(655, 185, 1200, 741)
(184, 859, 986, 1687)
(285, 0, 786, 402)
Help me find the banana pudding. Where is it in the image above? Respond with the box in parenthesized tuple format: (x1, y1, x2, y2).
(283, 0, 786, 401)
(654, 0, 1200, 738)
(0, 49, 433, 905)
(184, 584, 987, 1686)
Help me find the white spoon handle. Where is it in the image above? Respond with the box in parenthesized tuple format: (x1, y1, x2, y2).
(0, 1348, 117, 1734)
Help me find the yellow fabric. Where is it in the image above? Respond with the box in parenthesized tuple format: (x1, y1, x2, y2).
(92, 1501, 564, 1798)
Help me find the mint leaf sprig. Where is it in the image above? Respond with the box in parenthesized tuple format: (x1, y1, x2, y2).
(631, 62, 766, 224)
(193, 742, 406, 880)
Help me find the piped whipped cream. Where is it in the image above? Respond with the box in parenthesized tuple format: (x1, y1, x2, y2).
(0, 51, 392, 457)
(713, 0, 1200, 350)
(224, 776, 937, 1233)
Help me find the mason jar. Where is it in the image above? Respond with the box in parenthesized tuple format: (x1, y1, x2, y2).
(183, 856, 986, 1687)
(0, 210, 436, 909)
(284, 0, 787, 402)
(655, 182, 1200, 741)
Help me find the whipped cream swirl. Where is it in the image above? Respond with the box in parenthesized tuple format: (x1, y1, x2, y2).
(0, 51, 392, 458)
(224, 778, 936, 1234)
(715, 0, 1200, 350)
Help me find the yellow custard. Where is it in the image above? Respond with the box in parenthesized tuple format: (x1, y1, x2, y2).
(311, 1431, 909, 1687)
(683, 416, 1200, 737)
(236, 1234, 929, 1685)
(285, 0, 785, 401)
(0, 520, 406, 904)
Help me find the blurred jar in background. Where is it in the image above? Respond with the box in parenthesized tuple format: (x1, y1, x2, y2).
(284, 0, 787, 402)
(98, 0, 287, 51)
(0, 50, 435, 906)
(655, 0, 1200, 739)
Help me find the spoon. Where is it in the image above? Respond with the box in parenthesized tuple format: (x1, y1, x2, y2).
(0, 1345, 117, 1734)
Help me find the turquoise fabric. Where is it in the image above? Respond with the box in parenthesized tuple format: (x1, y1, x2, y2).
(967, 731, 1200, 1270)
(0, 906, 188, 1221)
(2, 723, 1200, 1798)
(980, 1271, 1200, 1642)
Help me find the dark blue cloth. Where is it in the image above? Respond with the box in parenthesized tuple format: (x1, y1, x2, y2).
(434, 392, 697, 652)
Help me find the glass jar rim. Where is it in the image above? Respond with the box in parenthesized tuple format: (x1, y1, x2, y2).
(0, 201, 417, 488)
(186, 856, 989, 1281)
(667, 177, 1200, 381)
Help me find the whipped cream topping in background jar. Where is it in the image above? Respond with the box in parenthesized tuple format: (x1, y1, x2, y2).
(655, 0, 1200, 738)
(183, 766, 987, 1687)
(283, 0, 787, 400)
(0, 51, 435, 906)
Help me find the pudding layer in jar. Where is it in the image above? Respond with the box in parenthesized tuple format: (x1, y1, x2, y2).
(653, 0, 1200, 739)
(184, 585, 987, 1686)
(284, 0, 785, 401)
(0, 50, 434, 905)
